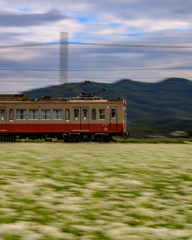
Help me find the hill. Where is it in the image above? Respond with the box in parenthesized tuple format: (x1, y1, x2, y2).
(23, 78, 192, 124)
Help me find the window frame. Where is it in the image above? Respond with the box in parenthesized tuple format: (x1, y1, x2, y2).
(111, 108, 116, 118)
(92, 108, 96, 120)
(53, 109, 63, 120)
(74, 109, 79, 120)
(99, 109, 105, 120)
(65, 109, 70, 120)
(82, 109, 88, 120)
(16, 109, 26, 120)
(41, 109, 51, 120)
(0, 109, 5, 120)
(9, 109, 14, 120)
(29, 109, 39, 120)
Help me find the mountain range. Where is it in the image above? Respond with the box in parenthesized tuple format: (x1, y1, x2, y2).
(23, 78, 192, 124)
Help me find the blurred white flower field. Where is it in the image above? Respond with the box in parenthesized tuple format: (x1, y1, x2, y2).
(0, 143, 192, 240)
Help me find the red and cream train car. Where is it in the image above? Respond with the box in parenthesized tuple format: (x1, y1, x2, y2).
(0, 92, 128, 142)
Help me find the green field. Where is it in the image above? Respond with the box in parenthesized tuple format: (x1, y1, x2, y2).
(0, 143, 192, 240)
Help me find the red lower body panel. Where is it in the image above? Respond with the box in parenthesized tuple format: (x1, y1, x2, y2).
(0, 123, 124, 134)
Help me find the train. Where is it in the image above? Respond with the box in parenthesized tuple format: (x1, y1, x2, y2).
(0, 81, 129, 142)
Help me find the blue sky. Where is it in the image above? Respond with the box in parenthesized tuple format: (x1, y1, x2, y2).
(0, 0, 192, 93)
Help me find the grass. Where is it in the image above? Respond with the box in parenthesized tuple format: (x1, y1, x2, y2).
(0, 143, 192, 239)
(20, 137, 192, 144)
(118, 138, 192, 143)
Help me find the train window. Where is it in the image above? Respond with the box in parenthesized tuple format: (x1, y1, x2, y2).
(92, 108, 96, 120)
(17, 109, 26, 120)
(1, 109, 5, 120)
(82, 109, 88, 120)
(99, 109, 105, 120)
(9, 109, 13, 120)
(65, 109, 70, 120)
(41, 109, 50, 120)
(74, 109, 79, 120)
(29, 109, 38, 120)
(53, 109, 63, 120)
(111, 108, 116, 118)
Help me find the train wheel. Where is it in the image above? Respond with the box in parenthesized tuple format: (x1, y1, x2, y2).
(97, 137, 103, 143)
(69, 137, 75, 143)
(75, 136, 82, 142)
(10, 135, 15, 142)
(103, 136, 110, 143)
(5, 136, 9, 142)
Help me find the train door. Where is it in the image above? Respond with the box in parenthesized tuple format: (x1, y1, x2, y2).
(81, 107, 89, 130)
(0, 108, 7, 131)
(73, 107, 80, 130)
(110, 107, 117, 130)
(73, 107, 89, 130)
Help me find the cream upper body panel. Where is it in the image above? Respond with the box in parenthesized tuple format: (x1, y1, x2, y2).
(0, 99, 125, 124)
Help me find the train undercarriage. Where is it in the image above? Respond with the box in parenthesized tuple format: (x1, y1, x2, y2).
(0, 132, 129, 142)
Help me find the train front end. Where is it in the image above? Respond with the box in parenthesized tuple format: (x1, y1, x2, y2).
(123, 99, 129, 139)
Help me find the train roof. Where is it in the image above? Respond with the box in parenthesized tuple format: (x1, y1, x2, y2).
(0, 94, 29, 101)
(0, 94, 123, 102)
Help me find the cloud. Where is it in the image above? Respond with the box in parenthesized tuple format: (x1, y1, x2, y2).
(0, 9, 67, 27)
(0, 0, 192, 93)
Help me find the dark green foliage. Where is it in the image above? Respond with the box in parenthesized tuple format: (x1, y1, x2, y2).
(129, 117, 192, 132)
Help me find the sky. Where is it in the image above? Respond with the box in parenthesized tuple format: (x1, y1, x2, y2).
(0, 0, 192, 93)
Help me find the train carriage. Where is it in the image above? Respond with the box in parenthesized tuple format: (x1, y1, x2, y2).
(0, 82, 129, 142)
